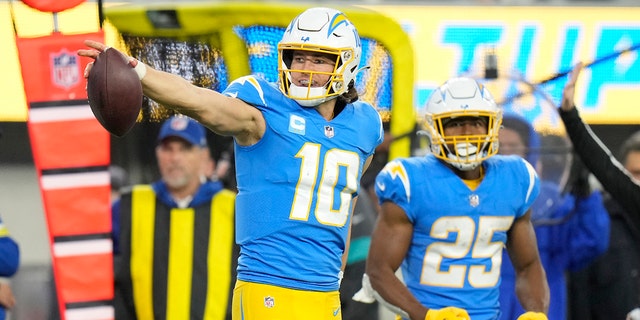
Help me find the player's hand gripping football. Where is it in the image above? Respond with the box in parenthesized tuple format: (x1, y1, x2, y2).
(78, 40, 114, 78)
(77, 40, 145, 137)
(424, 307, 470, 320)
(517, 311, 548, 320)
(78, 40, 147, 80)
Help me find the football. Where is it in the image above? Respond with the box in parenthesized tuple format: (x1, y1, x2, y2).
(87, 48, 142, 137)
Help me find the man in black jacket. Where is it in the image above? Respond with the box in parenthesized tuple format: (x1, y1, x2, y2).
(560, 62, 640, 319)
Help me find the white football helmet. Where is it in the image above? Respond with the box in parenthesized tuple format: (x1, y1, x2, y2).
(278, 7, 362, 107)
(423, 77, 502, 171)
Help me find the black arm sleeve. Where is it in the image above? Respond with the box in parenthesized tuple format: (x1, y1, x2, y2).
(559, 107, 640, 228)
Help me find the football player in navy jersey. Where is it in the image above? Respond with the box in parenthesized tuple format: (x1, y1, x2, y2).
(360, 78, 549, 320)
(79, 7, 383, 320)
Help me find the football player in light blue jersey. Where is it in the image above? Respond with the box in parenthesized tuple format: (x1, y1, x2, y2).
(360, 78, 549, 320)
(80, 6, 383, 320)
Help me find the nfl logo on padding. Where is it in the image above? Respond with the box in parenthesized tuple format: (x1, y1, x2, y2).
(51, 50, 79, 89)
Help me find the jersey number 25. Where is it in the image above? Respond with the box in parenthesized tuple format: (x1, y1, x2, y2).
(423, 216, 514, 288)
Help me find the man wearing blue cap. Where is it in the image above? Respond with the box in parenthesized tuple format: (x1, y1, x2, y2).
(112, 115, 237, 320)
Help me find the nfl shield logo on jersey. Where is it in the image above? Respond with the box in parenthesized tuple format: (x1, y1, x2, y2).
(469, 194, 480, 207)
(51, 50, 79, 89)
(264, 296, 275, 308)
(324, 125, 335, 138)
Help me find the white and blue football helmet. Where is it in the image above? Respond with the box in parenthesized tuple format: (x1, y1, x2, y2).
(278, 7, 362, 107)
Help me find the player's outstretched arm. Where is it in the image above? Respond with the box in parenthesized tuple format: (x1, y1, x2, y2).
(78, 40, 265, 145)
(507, 210, 550, 315)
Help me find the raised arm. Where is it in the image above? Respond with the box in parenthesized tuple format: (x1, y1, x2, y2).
(559, 62, 640, 226)
(77, 40, 265, 145)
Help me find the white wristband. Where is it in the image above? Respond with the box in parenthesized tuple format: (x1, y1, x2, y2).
(133, 60, 147, 80)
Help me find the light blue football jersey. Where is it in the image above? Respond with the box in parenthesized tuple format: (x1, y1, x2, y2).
(223, 76, 383, 291)
(375, 154, 540, 320)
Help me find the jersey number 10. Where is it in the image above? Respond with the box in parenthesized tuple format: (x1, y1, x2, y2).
(289, 143, 360, 227)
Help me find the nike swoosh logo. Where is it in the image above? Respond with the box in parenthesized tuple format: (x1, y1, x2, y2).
(333, 307, 340, 316)
(376, 181, 386, 191)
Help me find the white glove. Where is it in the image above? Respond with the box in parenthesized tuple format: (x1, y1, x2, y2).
(352, 273, 376, 303)
(627, 307, 640, 320)
(352, 273, 409, 319)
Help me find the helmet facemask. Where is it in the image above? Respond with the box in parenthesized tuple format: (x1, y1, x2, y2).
(424, 77, 503, 171)
(277, 7, 362, 107)
(279, 46, 353, 107)
(427, 113, 502, 171)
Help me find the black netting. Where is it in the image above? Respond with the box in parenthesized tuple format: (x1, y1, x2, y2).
(119, 26, 394, 122)
(122, 35, 229, 122)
